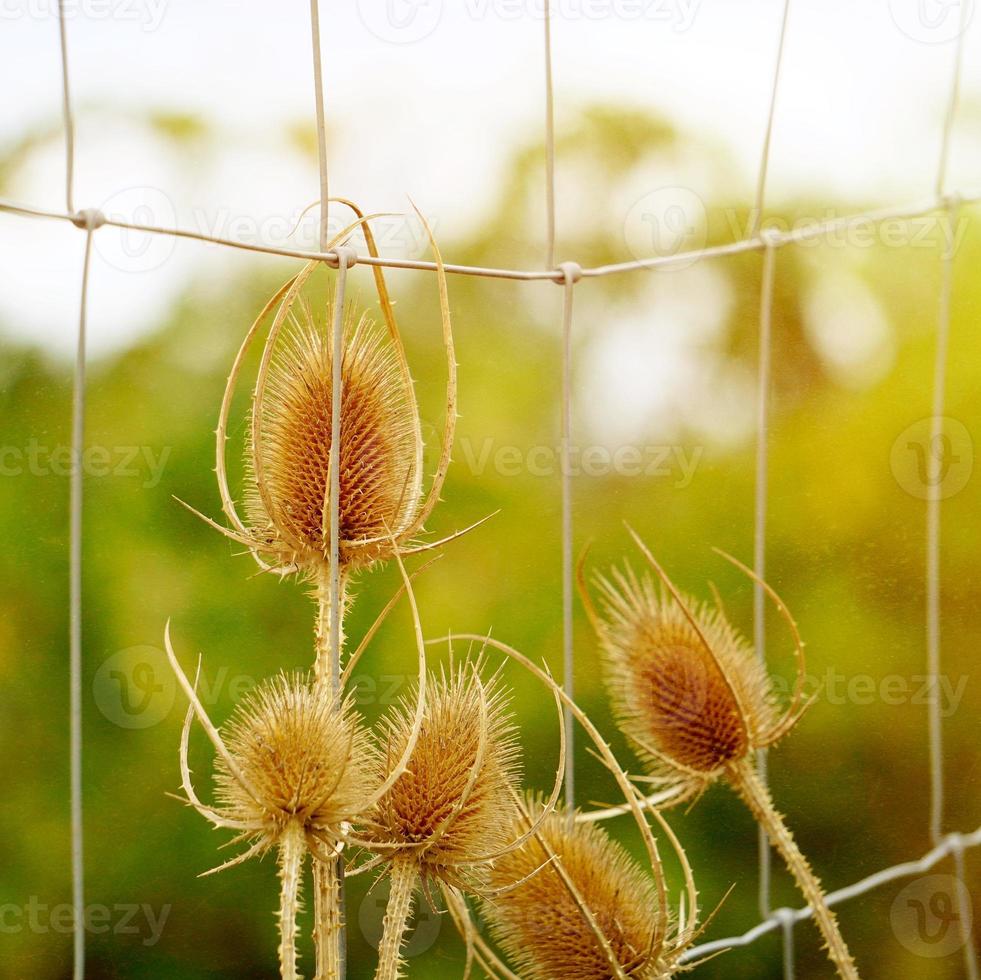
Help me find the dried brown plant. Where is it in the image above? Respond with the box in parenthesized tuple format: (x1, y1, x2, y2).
(184, 200, 461, 591)
(173, 201, 467, 977)
(580, 528, 859, 979)
(443, 634, 708, 980)
(485, 800, 671, 979)
(353, 661, 527, 980)
(164, 626, 379, 980)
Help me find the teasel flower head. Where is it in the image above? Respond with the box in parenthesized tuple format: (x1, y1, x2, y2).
(242, 296, 424, 576)
(164, 624, 380, 980)
(182, 201, 467, 584)
(580, 534, 860, 980)
(580, 528, 810, 806)
(364, 659, 522, 889)
(484, 799, 682, 980)
(353, 659, 535, 980)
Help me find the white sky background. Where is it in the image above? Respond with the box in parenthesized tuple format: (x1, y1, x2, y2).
(1, 0, 980, 357)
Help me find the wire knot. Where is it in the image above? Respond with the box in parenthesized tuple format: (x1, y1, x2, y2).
(71, 208, 106, 231)
(759, 226, 782, 250)
(326, 244, 358, 270)
(773, 907, 796, 931)
(556, 261, 583, 286)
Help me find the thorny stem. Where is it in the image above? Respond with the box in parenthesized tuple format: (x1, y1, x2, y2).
(315, 572, 347, 691)
(728, 758, 860, 980)
(375, 854, 418, 980)
(314, 572, 348, 979)
(314, 849, 344, 980)
(279, 820, 306, 980)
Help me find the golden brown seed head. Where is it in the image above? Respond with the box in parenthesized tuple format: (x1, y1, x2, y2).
(596, 564, 779, 789)
(214, 672, 378, 841)
(485, 802, 667, 979)
(366, 663, 521, 882)
(245, 299, 421, 575)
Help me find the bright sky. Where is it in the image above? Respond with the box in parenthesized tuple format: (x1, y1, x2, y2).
(1, 0, 980, 355)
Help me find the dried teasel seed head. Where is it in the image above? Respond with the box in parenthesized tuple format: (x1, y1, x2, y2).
(594, 563, 780, 796)
(485, 800, 671, 980)
(214, 671, 378, 844)
(365, 661, 522, 887)
(245, 297, 422, 576)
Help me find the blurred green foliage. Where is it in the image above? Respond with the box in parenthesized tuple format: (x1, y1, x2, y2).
(0, 107, 979, 979)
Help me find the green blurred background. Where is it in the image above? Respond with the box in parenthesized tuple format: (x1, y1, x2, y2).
(1, 105, 979, 979)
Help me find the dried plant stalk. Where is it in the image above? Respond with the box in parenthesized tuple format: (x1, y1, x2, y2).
(376, 854, 417, 980)
(581, 530, 859, 979)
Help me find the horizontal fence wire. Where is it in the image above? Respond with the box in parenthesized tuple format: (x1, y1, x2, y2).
(0, 190, 978, 282)
(679, 828, 981, 963)
(10, 2, 978, 976)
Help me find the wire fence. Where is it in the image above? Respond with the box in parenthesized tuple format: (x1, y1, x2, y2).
(0, 1, 977, 976)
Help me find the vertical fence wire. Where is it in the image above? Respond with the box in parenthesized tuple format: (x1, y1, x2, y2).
(69, 223, 96, 980)
(750, 0, 791, 238)
(311, 4, 344, 972)
(545, 10, 576, 815)
(751, 4, 792, 947)
(928, 7, 974, 973)
(57, 0, 76, 215)
(543, 2, 557, 269)
(754, 238, 777, 921)
(952, 839, 980, 980)
(558, 262, 580, 816)
(58, 3, 83, 976)
(327, 249, 351, 979)
(927, 207, 954, 849)
(309, 0, 330, 247)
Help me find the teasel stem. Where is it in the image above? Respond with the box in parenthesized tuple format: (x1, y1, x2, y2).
(279, 820, 306, 980)
(727, 758, 859, 980)
(313, 850, 344, 980)
(375, 854, 417, 980)
(314, 570, 348, 979)
(315, 571, 347, 691)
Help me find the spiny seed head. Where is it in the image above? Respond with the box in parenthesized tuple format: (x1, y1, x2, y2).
(366, 662, 521, 883)
(245, 298, 422, 576)
(595, 564, 779, 790)
(485, 801, 669, 979)
(214, 672, 378, 841)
